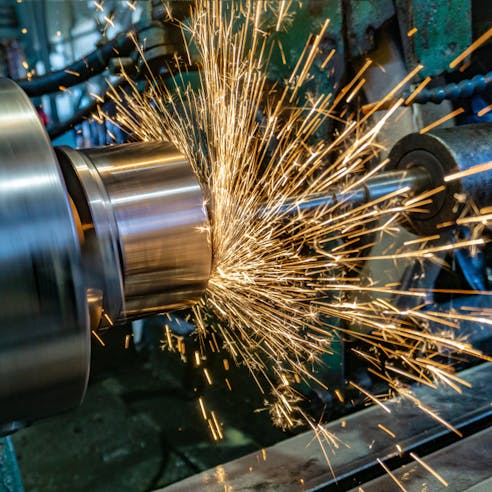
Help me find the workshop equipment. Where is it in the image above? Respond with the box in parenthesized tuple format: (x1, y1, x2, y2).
(160, 362, 492, 492)
(282, 124, 492, 237)
(0, 78, 211, 432)
(1, 78, 491, 433)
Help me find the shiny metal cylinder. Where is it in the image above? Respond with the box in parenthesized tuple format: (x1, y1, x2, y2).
(291, 123, 492, 236)
(389, 123, 492, 235)
(56, 146, 124, 327)
(0, 79, 211, 431)
(0, 79, 90, 430)
(60, 143, 212, 321)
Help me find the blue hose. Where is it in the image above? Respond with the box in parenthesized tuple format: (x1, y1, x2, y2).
(404, 71, 492, 105)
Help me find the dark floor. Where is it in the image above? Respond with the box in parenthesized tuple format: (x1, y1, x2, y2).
(12, 321, 288, 492)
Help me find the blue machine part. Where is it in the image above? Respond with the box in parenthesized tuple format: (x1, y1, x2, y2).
(0, 437, 23, 492)
(454, 227, 491, 292)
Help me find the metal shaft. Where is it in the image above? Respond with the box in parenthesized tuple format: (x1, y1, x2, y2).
(279, 123, 492, 237)
(388, 123, 492, 235)
(277, 167, 433, 215)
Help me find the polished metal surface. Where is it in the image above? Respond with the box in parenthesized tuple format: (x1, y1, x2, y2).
(0, 80, 211, 429)
(56, 146, 124, 327)
(0, 79, 90, 428)
(76, 142, 211, 319)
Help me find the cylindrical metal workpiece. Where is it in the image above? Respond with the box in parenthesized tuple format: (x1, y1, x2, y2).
(0, 79, 90, 430)
(56, 146, 124, 328)
(278, 124, 492, 237)
(63, 143, 212, 321)
(0, 79, 212, 430)
(389, 123, 492, 235)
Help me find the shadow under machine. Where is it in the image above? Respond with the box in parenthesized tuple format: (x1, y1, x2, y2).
(0, 1, 492, 491)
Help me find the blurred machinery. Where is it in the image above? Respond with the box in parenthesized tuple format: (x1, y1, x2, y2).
(0, 78, 211, 432)
(0, 1, 491, 491)
(1, 77, 492, 432)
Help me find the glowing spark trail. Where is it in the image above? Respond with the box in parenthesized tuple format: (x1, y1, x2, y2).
(106, 0, 491, 440)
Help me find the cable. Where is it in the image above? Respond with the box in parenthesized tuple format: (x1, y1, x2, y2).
(404, 71, 492, 104)
(47, 68, 190, 139)
(17, 33, 134, 97)
(362, 71, 492, 114)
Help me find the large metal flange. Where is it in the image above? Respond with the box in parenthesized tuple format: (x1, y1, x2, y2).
(0, 79, 90, 429)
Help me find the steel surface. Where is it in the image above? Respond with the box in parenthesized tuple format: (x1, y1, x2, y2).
(352, 427, 492, 492)
(78, 142, 211, 319)
(389, 123, 492, 235)
(56, 146, 124, 327)
(0, 78, 89, 429)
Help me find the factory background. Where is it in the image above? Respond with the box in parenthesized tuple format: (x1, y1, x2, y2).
(0, 1, 491, 491)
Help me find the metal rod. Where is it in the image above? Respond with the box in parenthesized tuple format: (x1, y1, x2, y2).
(277, 167, 433, 215)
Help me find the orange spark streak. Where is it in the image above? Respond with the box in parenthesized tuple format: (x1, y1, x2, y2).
(445, 160, 492, 182)
(449, 27, 492, 68)
(419, 108, 465, 134)
(409, 452, 449, 487)
(377, 458, 407, 492)
(91, 330, 105, 347)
